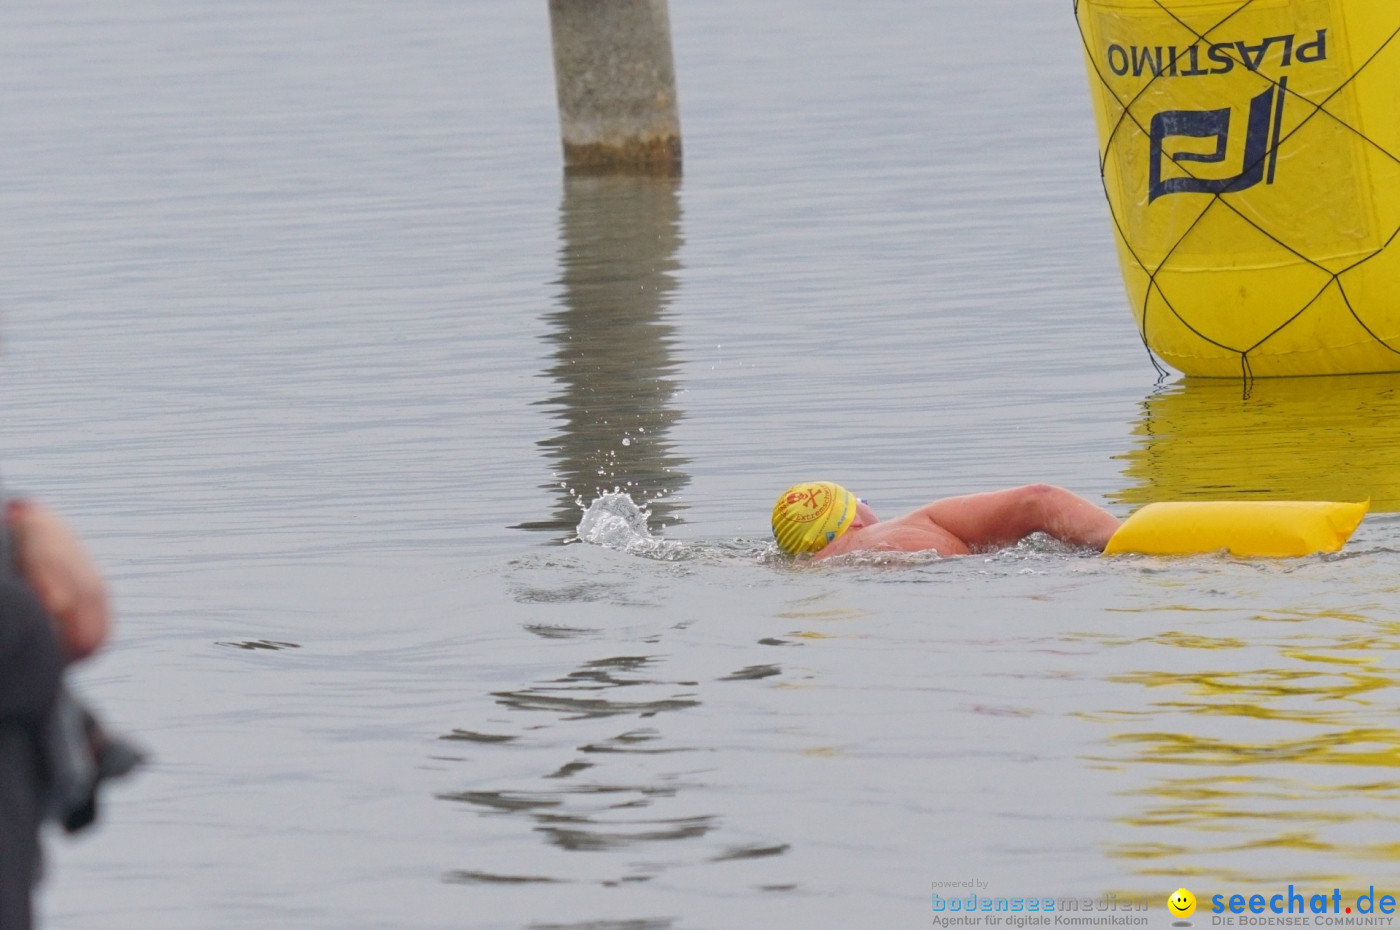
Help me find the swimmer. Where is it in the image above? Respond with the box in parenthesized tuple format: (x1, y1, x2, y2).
(771, 482, 1121, 560)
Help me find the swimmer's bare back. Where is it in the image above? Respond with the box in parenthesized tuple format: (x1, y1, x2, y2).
(813, 512, 971, 559)
(811, 485, 1119, 561)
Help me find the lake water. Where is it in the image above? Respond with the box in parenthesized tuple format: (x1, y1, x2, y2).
(5, 2, 1400, 928)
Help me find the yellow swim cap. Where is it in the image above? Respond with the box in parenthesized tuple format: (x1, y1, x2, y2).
(772, 482, 859, 555)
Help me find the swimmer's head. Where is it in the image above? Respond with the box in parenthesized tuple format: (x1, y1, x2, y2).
(772, 482, 860, 555)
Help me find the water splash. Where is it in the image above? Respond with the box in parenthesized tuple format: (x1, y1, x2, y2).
(575, 491, 686, 558)
(574, 491, 795, 563)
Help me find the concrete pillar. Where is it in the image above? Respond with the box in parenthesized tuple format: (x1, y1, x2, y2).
(548, 0, 682, 175)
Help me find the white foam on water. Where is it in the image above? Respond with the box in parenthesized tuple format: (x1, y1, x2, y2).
(575, 491, 685, 558)
(576, 491, 780, 563)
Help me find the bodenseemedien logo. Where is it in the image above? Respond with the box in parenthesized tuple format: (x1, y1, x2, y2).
(929, 893, 1151, 927)
(932, 894, 1058, 914)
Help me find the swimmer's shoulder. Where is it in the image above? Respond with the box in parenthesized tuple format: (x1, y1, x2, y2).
(813, 514, 971, 560)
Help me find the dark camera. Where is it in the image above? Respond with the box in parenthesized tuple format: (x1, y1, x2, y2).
(42, 686, 144, 833)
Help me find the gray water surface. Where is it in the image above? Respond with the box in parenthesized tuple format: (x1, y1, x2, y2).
(5, 2, 1400, 929)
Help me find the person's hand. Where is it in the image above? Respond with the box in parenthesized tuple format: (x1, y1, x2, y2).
(6, 498, 110, 662)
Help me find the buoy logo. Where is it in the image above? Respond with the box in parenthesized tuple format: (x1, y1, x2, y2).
(1169, 888, 1197, 920)
(1148, 84, 1285, 202)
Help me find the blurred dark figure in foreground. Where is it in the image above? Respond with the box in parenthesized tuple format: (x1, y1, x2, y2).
(0, 499, 142, 930)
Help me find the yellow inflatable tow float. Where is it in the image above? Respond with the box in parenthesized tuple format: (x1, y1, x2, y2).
(1075, 0, 1400, 376)
(1105, 499, 1368, 557)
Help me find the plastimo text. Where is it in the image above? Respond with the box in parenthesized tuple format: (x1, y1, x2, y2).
(1104, 29, 1327, 79)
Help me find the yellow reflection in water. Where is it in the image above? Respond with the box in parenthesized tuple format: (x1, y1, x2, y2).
(1089, 606, 1400, 884)
(1114, 374, 1400, 512)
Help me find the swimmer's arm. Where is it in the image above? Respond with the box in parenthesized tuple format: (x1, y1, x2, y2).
(917, 485, 1120, 552)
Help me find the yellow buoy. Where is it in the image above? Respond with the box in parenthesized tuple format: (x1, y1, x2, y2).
(1075, 0, 1400, 376)
(1105, 499, 1368, 557)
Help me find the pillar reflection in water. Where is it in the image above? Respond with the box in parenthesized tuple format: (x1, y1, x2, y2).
(1113, 374, 1400, 512)
(519, 175, 689, 537)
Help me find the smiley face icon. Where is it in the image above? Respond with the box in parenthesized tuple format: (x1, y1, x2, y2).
(1168, 888, 1197, 919)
